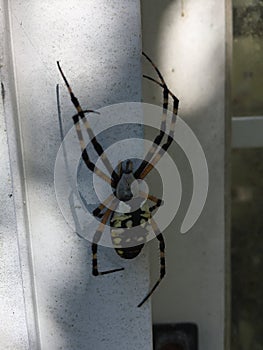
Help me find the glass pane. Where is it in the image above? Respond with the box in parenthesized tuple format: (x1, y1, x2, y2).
(231, 148, 263, 349)
(232, 1, 263, 116)
(231, 1, 263, 349)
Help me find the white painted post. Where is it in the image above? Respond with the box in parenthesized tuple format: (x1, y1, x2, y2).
(1, 1, 152, 349)
(0, 30, 31, 350)
(142, 1, 231, 349)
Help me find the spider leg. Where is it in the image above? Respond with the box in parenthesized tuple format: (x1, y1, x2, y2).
(139, 93, 177, 179)
(138, 76, 178, 179)
(142, 52, 166, 85)
(148, 198, 163, 212)
(134, 54, 179, 179)
(138, 217, 165, 307)
(139, 191, 163, 209)
(92, 193, 116, 218)
(92, 205, 124, 276)
(142, 52, 179, 114)
(57, 85, 113, 191)
(57, 61, 119, 185)
(73, 112, 113, 185)
(93, 160, 124, 218)
(134, 54, 169, 178)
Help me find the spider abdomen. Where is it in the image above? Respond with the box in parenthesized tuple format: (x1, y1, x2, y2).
(110, 203, 152, 259)
(114, 245, 144, 259)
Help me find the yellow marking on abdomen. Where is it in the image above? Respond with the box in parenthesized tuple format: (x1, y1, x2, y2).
(113, 237, 122, 245)
(126, 220, 133, 228)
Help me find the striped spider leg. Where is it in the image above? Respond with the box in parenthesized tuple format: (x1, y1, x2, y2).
(134, 52, 179, 180)
(92, 201, 125, 276)
(137, 217, 165, 307)
(57, 61, 119, 187)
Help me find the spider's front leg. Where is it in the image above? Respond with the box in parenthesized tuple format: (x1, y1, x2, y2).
(134, 52, 179, 180)
(57, 61, 119, 186)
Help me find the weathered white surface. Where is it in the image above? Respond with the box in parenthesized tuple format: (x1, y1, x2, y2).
(1, 1, 152, 349)
(142, 1, 228, 349)
(0, 58, 30, 350)
(1, 1, 37, 347)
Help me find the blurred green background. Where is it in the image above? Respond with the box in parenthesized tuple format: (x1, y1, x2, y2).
(231, 1, 263, 349)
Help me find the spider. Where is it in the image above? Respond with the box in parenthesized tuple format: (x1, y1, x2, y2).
(57, 52, 179, 307)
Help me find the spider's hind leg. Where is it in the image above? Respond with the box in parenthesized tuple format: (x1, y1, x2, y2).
(137, 218, 166, 307)
(92, 206, 124, 276)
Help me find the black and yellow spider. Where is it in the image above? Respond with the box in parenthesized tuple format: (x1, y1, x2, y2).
(57, 52, 179, 307)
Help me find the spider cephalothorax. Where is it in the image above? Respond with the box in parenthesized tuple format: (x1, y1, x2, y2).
(57, 52, 179, 307)
(115, 159, 137, 201)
